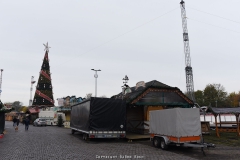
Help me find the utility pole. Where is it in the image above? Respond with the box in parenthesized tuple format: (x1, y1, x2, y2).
(29, 76, 36, 106)
(180, 0, 196, 103)
(91, 69, 101, 97)
(0, 69, 3, 100)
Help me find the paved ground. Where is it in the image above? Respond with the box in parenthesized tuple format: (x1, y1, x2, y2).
(0, 121, 239, 160)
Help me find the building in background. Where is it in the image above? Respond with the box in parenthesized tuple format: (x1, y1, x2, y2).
(56, 96, 84, 123)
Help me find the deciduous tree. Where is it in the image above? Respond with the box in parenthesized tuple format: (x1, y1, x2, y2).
(203, 83, 227, 107)
(194, 90, 204, 106)
(12, 101, 23, 112)
(227, 92, 240, 107)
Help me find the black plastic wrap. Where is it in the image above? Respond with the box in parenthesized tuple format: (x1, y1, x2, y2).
(70, 98, 126, 131)
(0, 113, 5, 134)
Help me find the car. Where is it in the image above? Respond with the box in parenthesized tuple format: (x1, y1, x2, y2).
(33, 118, 47, 127)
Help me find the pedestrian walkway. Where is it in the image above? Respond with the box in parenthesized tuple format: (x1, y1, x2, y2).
(0, 121, 200, 160)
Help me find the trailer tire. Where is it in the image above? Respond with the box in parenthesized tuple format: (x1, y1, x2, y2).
(160, 138, 168, 150)
(83, 133, 88, 141)
(71, 129, 75, 134)
(153, 137, 160, 148)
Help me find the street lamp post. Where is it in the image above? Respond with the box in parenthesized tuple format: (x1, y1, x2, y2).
(29, 76, 36, 106)
(122, 75, 129, 93)
(121, 75, 129, 99)
(91, 69, 101, 97)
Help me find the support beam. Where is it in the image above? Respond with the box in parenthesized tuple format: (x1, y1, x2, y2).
(214, 115, 220, 137)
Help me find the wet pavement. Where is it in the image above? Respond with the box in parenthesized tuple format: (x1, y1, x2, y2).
(0, 121, 239, 160)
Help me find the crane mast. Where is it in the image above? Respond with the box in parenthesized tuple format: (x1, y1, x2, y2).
(180, 0, 196, 102)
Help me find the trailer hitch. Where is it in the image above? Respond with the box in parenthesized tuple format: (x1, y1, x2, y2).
(206, 143, 215, 149)
(201, 143, 215, 156)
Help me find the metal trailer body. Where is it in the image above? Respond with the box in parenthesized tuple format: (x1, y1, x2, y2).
(149, 108, 214, 153)
(39, 111, 66, 126)
(55, 112, 66, 124)
(70, 97, 126, 139)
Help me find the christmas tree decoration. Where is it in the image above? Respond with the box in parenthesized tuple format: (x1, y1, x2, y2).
(32, 42, 54, 107)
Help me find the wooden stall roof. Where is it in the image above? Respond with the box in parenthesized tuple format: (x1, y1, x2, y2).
(209, 107, 240, 115)
(112, 80, 194, 107)
(29, 108, 40, 114)
(208, 107, 240, 137)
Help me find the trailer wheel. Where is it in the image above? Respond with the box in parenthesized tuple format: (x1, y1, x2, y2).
(71, 129, 75, 134)
(83, 133, 88, 141)
(160, 138, 168, 150)
(153, 137, 160, 148)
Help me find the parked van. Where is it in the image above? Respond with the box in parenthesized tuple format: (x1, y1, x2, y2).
(39, 111, 66, 126)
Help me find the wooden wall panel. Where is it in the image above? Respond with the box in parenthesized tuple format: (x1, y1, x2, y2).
(145, 106, 163, 121)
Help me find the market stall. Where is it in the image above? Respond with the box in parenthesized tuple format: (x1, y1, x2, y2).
(209, 107, 240, 137)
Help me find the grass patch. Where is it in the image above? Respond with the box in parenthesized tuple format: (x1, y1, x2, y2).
(203, 130, 240, 147)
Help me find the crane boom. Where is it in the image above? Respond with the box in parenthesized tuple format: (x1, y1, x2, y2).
(180, 0, 196, 102)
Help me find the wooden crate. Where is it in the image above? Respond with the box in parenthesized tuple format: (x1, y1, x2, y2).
(201, 121, 210, 134)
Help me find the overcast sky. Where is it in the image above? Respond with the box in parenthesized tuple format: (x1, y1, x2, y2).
(1, 0, 240, 106)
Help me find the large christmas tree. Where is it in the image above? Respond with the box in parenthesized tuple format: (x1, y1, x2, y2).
(32, 43, 54, 107)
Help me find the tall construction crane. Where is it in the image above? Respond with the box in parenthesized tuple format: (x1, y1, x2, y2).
(180, 0, 196, 103)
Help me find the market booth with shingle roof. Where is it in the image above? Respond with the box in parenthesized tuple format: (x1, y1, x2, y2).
(112, 80, 194, 137)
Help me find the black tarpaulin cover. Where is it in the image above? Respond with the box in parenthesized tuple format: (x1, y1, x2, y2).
(70, 97, 126, 131)
(0, 113, 5, 134)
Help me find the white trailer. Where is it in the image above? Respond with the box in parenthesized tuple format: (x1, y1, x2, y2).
(150, 108, 214, 155)
(39, 111, 66, 126)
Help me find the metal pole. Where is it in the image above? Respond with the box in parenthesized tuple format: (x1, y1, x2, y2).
(0, 69, 3, 100)
(29, 78, 32, 106)
(203, 110, 206, 121)
(29, 76, 35, 106)
(92, 69, 101, 97)
(95, 71, 97, 97)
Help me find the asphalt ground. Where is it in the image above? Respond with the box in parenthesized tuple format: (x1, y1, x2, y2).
(0, 121, 239, 160)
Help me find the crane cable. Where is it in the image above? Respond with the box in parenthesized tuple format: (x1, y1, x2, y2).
(54, 7, 179, 67)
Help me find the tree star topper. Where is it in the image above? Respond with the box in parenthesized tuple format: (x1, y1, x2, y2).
(43, 42, 51, 52)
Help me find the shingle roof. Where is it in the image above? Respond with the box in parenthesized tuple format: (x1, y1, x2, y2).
(209, 107, 240, 115)
(112, 80, 190, 104)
